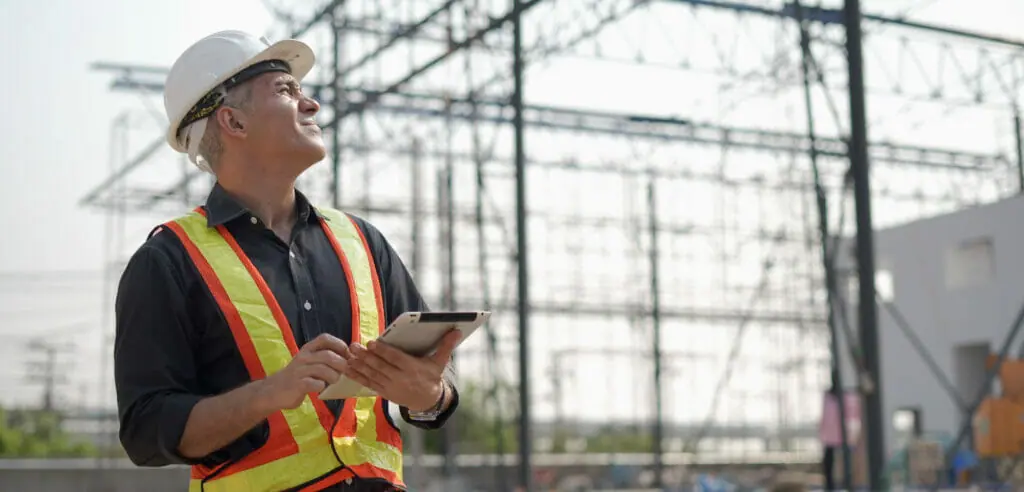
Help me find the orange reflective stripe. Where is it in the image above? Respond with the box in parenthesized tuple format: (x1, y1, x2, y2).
(351, 222, 403, 450)
(351, 217, 387, 336)
(317, 209, 404, 485)
(164, 211, 299, 479)
(170, 209, 334, 490)
(319, 216, 362, 344)
(167, 208, 266, 379)
(167, 206, 403, 492)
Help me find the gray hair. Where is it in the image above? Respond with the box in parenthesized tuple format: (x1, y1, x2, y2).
(197, 83, 254, 170)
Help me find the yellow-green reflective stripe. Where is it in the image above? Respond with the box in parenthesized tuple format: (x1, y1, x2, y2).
(317, 208, 380, 344)
(174, 213, 328, 453)
(317, 208, 402, 478)
(332, 435, 403, 475)
(177, 208, 402, 490)
(188, 441, 340, 492)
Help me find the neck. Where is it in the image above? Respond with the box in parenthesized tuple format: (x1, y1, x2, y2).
(216, 166, 298, 232)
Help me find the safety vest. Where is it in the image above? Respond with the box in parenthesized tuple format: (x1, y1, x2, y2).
(162, 206, 404, 492)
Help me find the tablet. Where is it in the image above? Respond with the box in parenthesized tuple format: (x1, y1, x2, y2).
(318, 310, 490, 400)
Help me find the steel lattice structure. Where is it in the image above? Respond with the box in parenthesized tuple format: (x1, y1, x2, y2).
(81, 0, 1024, 489)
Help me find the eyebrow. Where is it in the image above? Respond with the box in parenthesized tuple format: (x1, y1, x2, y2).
(274, 78, 300, 90)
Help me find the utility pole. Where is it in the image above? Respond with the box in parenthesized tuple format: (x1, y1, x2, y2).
(26, 339, 72, 412)
(844, 0, 886, 489)
(647, 177, 664, 489)
(512, 0, 533, 489)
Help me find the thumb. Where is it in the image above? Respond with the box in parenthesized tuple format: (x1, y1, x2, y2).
(430, 330, 462, 365)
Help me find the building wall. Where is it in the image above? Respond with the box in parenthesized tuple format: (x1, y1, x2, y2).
(835, 194, 1024, 456)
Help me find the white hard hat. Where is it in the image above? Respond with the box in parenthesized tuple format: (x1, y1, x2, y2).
(163, 30, 316, 172)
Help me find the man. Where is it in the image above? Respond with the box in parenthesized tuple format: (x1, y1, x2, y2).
(113, 30, 460, 492)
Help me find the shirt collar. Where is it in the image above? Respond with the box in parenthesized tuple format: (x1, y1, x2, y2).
(202, 182, 322, 228)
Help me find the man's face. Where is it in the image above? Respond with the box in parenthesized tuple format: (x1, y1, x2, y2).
(238, 71, 326, 170)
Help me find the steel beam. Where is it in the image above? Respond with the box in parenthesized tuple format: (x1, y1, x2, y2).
(844, 1, 886, 489)
(666, 0, 1024, 49)
(88, 68, 1007, 170)
(337, 0, 546, 122)
(647, 178, 664, 489)
(343, 0, 457, 73)
(794, 1, 853, 488)
(512, 0, 532, 488)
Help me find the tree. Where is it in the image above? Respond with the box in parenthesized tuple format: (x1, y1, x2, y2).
(409, 381, 667, 456)
(0, 407, 98, 458)
(416, 381, 518, 454)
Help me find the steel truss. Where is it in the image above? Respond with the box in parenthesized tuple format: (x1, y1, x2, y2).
(83, 0, 1024, 490)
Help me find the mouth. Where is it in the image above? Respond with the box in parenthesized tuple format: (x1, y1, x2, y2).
(300, 120, 320, 128)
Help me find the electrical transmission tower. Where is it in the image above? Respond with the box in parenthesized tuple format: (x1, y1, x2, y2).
(80, 1, 1024, 490)
(25, 339, 75, 413)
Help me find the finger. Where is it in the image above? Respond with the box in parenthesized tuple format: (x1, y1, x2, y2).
(364, 341, 408, 371)
(353, 347, 401, 381)
(300, 377, 328, 394)
(429, 330, 463, 365)
(302, 363, 341, 386)
(343, 363, 382, 391)
(307, 348, 348, 373)
(348, 347, 394, 385)
(302, 333, 350, 357)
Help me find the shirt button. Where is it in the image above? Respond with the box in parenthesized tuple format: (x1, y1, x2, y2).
(250, 216, 258, 225)
(289, 250, 296, 259)
(304, 301, 312, 311)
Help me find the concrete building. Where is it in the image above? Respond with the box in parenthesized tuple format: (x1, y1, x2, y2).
(835, 194, 1024, 457)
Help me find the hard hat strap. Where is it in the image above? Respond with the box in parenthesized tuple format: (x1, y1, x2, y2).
(176, 59, 293, 138)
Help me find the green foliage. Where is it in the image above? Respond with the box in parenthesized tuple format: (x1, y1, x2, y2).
(418, 381, 519, 454)
(584, 427, 654, 453)
(0, 408, 98, 458)
(406, 381, 660, 456)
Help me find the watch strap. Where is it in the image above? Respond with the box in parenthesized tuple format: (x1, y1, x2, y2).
(408, 380, 447, 421)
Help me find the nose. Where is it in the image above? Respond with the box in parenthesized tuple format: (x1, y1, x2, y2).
(300, 94, 320, 116)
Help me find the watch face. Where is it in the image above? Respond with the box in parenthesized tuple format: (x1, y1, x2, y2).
(408, 411, 439, 421)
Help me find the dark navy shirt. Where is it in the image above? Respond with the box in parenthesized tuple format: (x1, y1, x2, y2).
(113, 184, 457, 488)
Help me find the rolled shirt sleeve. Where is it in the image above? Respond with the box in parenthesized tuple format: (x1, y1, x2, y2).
(114, 239, 206, 466)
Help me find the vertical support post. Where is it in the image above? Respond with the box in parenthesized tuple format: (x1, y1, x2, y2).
(844, 0, 886, 489)
(441, 96, 458, 480)
(551, 353, 564, 449)
(794, 1, 852, 489)
(1015, 110, 1023, 193)
(407, 138, 426, 489)
(647, 177, 664, 490)
(330, 9, 343, 208)
(512, 0, 532, 489)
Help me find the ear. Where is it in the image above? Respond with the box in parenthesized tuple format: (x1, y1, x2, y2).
(213, 106, 248, 139)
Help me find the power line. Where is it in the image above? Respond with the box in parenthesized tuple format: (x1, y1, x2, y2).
(24, 339, 75, 413)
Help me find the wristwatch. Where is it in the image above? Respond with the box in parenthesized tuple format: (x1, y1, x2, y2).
(408, 380, 448, 421)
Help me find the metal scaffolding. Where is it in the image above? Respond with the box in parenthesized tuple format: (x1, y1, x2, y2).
(81, 0, 1024, 489)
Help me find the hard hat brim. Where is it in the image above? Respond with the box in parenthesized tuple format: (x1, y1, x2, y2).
(165, 38, 317, 154)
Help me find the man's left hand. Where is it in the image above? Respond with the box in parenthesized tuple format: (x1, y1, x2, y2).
(343, 330, 462, 412)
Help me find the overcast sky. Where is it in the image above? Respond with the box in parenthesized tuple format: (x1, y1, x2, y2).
(2, 0, 1022, 274)
(2, 0, 1024, 427)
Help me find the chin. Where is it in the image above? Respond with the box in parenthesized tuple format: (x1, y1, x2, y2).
(292, 136, 327, 163)
(293, 146, 327, 167)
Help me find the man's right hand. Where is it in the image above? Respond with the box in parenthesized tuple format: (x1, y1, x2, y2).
(257, 333, 350, 411)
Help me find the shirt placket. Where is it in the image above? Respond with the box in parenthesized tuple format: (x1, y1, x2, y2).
(289, 231, 324, 345)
